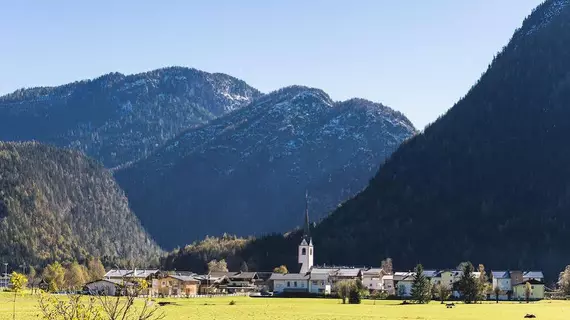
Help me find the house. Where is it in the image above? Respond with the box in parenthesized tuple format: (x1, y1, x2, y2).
(270, 273, 310, 293)
(491, 271, 512, 300)
(154, 274, 200, 297)
(510, 270, 523, 286)
(523, 271, 544, 283)
(382, 275, 395, 295)
(196, 273, 227, 294)
(213, 272, 259, 293)
(256, 272, 273, 292)
(362, 268, 385, 292)
(0, 274, 9, 289)
(308, 270, 332, 295)
(513, 279, 545, 300)
(85, 279, 134, 296)
(394, 272, 415, 297)
(431, 270, 454, 289)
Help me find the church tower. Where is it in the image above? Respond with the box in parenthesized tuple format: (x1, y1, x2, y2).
(298, 191, 314, 274)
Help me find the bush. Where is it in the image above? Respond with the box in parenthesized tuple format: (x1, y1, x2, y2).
(229, 300, 236, 305)
(348, 287, 362, 304)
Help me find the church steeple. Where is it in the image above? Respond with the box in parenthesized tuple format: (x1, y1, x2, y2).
(298, 190, 314, 274)
(303, 190, 311, 239)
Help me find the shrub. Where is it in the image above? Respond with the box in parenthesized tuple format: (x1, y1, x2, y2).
(229, 300, 236, 305)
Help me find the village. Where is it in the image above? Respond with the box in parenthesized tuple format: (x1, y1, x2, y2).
(79, 232, 547, 302)
(0, 210, 551, 303)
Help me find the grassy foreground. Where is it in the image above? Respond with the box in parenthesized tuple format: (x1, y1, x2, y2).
(2, 292, 570, 320)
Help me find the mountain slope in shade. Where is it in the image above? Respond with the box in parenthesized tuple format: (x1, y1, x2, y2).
(0, 142, 161, 266)
(0, 67, 261, 167)
(163, 0, 570, 279)
(304, 0, 570, 277)
(115, 86, 416, 249)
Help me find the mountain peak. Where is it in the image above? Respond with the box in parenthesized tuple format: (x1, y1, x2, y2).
(0, 67, 262, 167)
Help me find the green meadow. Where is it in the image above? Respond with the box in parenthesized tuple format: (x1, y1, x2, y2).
(2, 292, 570, 320)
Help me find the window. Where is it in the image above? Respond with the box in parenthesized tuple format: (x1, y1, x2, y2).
(531, 286, 535, 289)
(287, 281, 290, 287)
(302, 248, 306, 255)
(321, 281, 325, 286)
(312, 281, 318, 285)
(294, 282, 297, 287)
(310, 249, 313, 255)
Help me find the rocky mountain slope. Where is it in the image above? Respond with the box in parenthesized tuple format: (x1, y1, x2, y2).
(0, 142, 161, 267)
(115, 86, 416, 248)
(0, 67, 261, 167)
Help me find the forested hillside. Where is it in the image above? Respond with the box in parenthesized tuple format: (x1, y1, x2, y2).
(164, 0, 570, 278)
(0, 142, 161, 267)
(0, 67, 260, 167)
(116, 86, 415, 248)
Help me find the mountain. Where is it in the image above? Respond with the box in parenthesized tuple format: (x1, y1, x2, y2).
(0, 67, 261, 168)
(115, 86, 416, 249)
(289, 0, 570, 277)
(0, 141, 161, 267)
(163, 0, 570, 279)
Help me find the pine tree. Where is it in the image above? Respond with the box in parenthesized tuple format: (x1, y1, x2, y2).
(457, 262, 477, 303)
(411, 264, 431, 304)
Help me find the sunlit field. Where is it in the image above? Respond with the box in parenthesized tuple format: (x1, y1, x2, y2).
(2, 292, 570, 320)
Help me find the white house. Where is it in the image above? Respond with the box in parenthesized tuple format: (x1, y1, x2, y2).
(382, 275, 395, 295)
(270, 273, 310, 293)
(491, 271, 512, 300)
(362, 268, 385, 292)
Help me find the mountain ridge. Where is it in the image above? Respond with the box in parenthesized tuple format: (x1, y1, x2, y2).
(115, 85, 416, 248)
(0, 66, 262, 167)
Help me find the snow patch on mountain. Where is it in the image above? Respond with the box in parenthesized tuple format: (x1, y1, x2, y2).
(526, 0, 570, 36)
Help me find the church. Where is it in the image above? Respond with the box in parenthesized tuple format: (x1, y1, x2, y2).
(269, 195, 361, 295)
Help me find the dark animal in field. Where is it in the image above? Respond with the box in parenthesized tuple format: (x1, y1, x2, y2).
(446, 303, 455, 308)
(524, 314, 536, 318)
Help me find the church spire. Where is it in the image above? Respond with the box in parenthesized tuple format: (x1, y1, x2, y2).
(303, 190, 311, 239)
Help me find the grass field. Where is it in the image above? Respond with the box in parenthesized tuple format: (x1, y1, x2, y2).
(2, 292, 570, 320)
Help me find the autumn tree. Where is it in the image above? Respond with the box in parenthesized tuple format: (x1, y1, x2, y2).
(87, 257, 106, 282)
(559, 265, 570, 295)
(64, 261, 87, 290)
(525, 282, 532, 303)
(494, 286, 501, 303)
(434, 283, 451, 303)
(10, 272, 28, 320)
(207, 259, 228, 273)
(42, 262, 65, 292)
(476, 264, 490, 302)
(273, 265, 288, 274)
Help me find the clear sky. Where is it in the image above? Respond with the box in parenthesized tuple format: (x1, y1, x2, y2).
(0, 0, 543, 128)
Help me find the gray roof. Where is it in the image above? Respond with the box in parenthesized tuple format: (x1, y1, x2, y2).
(491, 271, 509, 279)
(104, 269, 159, 279)
(169, 275, 200, 283)
(269, 273, 309, 281)
(523, 271, 544, 279)
(423, 270, 438, 278)
(335, 269, 361, 277)
(309, 273, 330, 281)
(362, 268, 383, 276)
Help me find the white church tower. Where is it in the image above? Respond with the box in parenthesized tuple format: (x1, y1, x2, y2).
(298, 191, 314, 274)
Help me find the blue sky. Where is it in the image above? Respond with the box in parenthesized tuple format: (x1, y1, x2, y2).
(1, 0, 543, 128)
